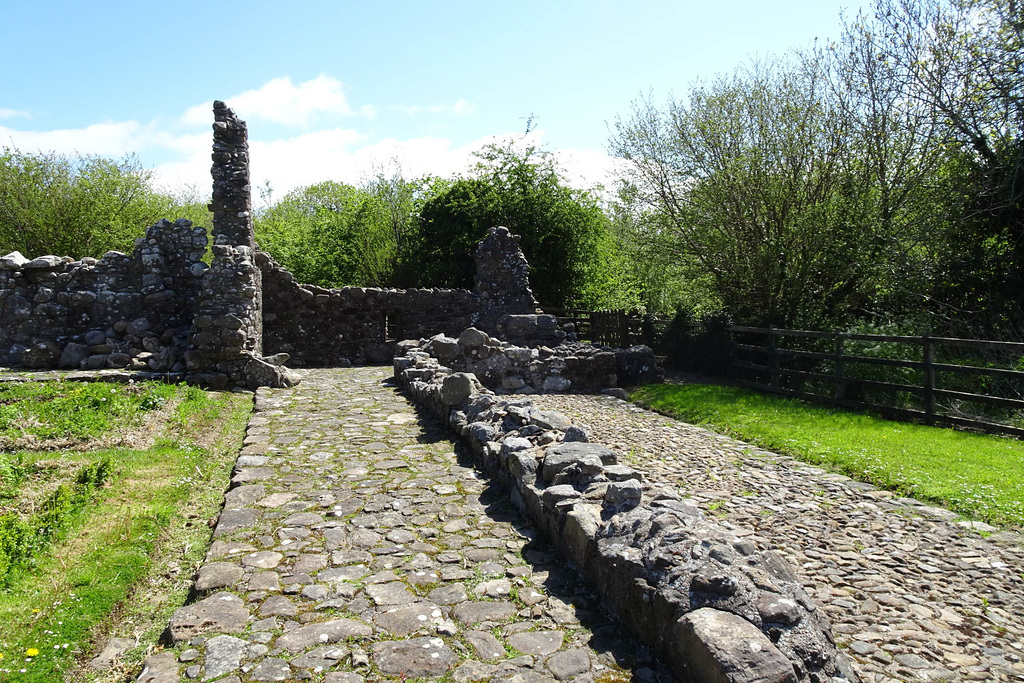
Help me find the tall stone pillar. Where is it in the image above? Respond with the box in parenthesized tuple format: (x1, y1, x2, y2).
(210, 101, 255, 248)
(184, 102, 297, 389)
(473, 226, 541, 334)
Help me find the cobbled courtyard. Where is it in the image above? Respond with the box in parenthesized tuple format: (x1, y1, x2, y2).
(151, 367, 669, 682)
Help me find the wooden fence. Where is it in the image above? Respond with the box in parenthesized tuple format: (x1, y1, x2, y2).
(540, 309, 1024, 436)
(730, 326, 1024, 438)
(542, 308, 672, 349)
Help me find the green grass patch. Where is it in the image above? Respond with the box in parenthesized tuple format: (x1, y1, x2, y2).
(630, 383, 1024, 528)
(0, 382, 251, 682)
(0, 381, 175, 444)
(0, 457, 111, 584)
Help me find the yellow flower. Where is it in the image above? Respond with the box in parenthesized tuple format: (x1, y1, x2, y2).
(25, 648, 39, 657)
(0, 652, 5, 660)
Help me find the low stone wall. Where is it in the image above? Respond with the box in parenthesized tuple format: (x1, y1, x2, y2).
(414, 326, 662, 393)
(394, 349, 856, 683)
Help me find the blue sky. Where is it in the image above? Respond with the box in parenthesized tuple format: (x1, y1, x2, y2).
(1, 0, 863, 198)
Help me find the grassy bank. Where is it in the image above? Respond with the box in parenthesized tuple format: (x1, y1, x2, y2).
(0, 381, 251, 682)
(630, 383, 1024, 528)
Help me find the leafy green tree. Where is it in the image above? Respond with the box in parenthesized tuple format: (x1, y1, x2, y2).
(838, 0, 1024, 337)
(612, 58, 889, 327)
(606, 181, 720, 315)
(364, 169, 435, 288)
(414, 139, 626, 308)
(255, 181, 395, 287)
(0, 148, 202, 258)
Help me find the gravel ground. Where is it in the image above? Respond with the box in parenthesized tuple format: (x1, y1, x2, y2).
(529, 392, 1024, 683)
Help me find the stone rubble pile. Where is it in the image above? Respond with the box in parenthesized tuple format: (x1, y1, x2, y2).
(394, 348, 856, 683)
(409, 325, 662, 394)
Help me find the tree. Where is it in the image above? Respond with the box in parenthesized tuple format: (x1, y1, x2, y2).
(414, 138, 624, 308)
(842, 0, 1024, 336)
(0, 148, 202, 258)
(606, 181, 718, 315)
(363, 167, 432, 288)
(256, 181, 396, 287)
(612, 58, 887, 327)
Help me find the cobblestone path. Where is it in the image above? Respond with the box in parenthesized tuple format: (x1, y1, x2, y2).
(155, 368, 667, 683)
(530, 393, 1024, 683)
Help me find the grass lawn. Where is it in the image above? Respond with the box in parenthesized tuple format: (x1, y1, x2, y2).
(630, 382, 1024, 529)
(0, 381, 251, 682)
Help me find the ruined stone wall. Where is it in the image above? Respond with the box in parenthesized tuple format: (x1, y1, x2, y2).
(472, 226, 540, 333)
(259, 251, 480, 366)
(177, 101, 298, 389)
(0, 101, 582, 387)
(257, 225, 555, 367)
(415, 325, 662, 393)
(0, 219, 206, 372)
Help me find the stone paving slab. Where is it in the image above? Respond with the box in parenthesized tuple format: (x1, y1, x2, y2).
(530, 392, 1024, 683)
(154, 368, 669, 682)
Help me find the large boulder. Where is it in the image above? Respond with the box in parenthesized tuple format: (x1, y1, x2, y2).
(20, 341, 62, 368)
(441, 372, 482, 406)
(674, 608, 798, 683)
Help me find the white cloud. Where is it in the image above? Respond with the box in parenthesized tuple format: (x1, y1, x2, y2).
(0, 108, 31, 120)
(181, 75, 355, 128)
(553, 147, 629, 195)
(1, 76, 619, 201)
(450, 99, 476, 116)
(0, 120, 151, 156)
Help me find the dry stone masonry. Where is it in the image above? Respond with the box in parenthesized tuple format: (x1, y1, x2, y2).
(258, 251, 480, 367)
(1, 102, 602, 387)
(472, 226, 541, 333)
(530, 391, 1024, 682)
(0, 219, 207, 375)
(0, 104, 567, 387)
(393, 347, 856, 683)
(414, 326, 662, 394)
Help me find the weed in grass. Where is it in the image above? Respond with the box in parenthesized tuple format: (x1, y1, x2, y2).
(0, 456, 111, 585)
(0, 382, 175, 445)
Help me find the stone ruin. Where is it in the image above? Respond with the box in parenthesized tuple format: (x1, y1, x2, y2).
(394, 351, 857, 683)
(0, 101, 857, 682)
(0, 101, 660, 393)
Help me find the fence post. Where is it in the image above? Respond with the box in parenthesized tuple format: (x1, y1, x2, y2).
(835, 331, 846, 402)
(767, 325, 779, 387)
(923, 334, 935, 423)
